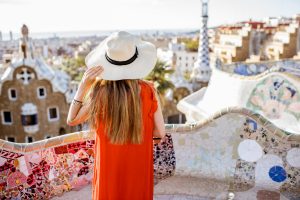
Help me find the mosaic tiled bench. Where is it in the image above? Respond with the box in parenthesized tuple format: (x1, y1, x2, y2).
(217, 59, 300, 76)
(178, 66, 300, 134)
(0, 108, 299, 199)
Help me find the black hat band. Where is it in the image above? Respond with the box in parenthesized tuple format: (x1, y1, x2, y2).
(105, 47, 138, 66)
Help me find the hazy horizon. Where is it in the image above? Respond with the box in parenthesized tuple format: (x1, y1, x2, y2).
(0, 0, 299, 34)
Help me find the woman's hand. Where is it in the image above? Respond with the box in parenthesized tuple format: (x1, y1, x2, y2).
(81, 66, 104, 87)
(67, 66, 103, 126)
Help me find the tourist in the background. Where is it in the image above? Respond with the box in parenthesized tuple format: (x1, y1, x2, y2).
(67, 31, 165, 200)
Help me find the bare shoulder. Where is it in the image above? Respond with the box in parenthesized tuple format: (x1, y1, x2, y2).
(140, 80, 155, 89)
(139, 79, 151, 85)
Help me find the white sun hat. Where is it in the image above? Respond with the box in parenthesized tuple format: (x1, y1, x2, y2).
(85, 31, 157, 80)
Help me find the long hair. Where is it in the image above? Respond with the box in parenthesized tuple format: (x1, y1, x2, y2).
(88, 79, 143, 144)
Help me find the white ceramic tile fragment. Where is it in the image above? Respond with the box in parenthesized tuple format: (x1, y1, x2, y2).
(0, 156, 6, 166)
(238, 139, 263, 162)
(286, 148, 300, 167)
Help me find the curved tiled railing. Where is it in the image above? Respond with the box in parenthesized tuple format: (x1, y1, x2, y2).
(216, 59, 300, 76)
(178, 65, 300, 134)
(0, 108, 299, 199)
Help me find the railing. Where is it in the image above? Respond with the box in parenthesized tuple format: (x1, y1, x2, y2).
(0, 108, 299, 199)
(216, 58, 300, 76)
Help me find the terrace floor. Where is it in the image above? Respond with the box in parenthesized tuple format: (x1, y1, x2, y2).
(52, 184, 210, 200)
(51, 175, 249, 200)
(52, 175, 290, 200)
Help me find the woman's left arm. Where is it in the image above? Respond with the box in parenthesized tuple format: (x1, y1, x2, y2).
(67, 66, 103, 126)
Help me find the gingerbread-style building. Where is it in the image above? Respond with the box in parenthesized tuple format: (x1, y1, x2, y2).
(0, 25, 78, 143)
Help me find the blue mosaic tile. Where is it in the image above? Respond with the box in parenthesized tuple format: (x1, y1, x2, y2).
(269, 166, 286, 182)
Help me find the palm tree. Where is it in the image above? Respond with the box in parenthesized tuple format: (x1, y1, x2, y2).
(145, 59, 175, 95)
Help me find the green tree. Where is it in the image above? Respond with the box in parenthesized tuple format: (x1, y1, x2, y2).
(183, 70, 192, 81)
(145, 59, 175, 95)
(60, 56, 85, 81)
(182, 38, 199, 52)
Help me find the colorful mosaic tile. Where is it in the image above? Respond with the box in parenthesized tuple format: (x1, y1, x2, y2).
(246, 75, 300, 134)
(0, 108, 299, 199)
(0, 134, 176, 199)
(231, 159, 256, 191)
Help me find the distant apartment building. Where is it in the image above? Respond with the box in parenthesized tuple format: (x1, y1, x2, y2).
(294, 52, 300, 59)
(212, 15, 300, 63)
(213, 21, 266, 64)
(74, 40, 92, 58)
(168, 38, 198, 78)
(144, 37, 171, 49)
(0, 25, 78, 143)
(264, 21, 300, 60)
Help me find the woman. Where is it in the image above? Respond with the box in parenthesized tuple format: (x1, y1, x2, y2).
(67, 31, 165, 200)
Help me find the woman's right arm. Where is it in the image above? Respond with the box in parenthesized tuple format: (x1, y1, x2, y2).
(67, 66, 103, 126)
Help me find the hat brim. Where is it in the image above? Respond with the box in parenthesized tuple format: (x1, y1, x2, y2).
(85, 37, 157, 80)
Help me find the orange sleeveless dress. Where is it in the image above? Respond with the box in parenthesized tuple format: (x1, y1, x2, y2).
(92, 81, 158, 200)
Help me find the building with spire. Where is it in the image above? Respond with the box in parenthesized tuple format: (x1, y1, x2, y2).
(191, 0, 212, 91)
(0, 25, 78, 143)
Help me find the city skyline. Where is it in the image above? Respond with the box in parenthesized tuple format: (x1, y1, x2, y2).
(0, 0, 299, 35)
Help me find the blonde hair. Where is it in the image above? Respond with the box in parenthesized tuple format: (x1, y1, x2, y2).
(88, 79, 143, 144)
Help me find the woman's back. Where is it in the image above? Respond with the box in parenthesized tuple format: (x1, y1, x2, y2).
(67, 31, 165, 200)
(92, 80, 158, 200)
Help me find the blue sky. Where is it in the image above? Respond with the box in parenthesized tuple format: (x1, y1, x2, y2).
(0, 0, 299, 33)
